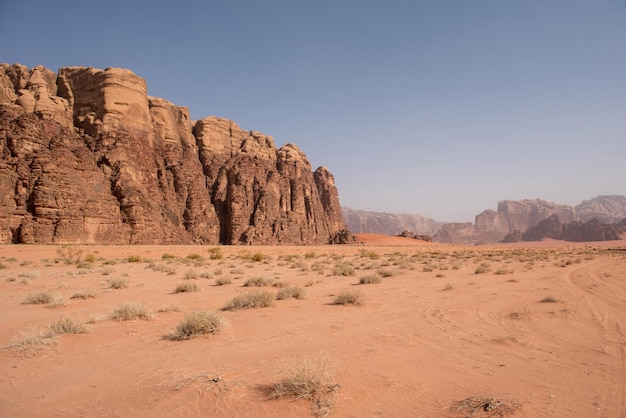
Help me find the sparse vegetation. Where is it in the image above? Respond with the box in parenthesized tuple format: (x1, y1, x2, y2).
(540, 296, 559, 303)
(215, 277, 232, 286)
(169, 311, 227, 340)
(267, 355, 340, 417)
(109, 302, 153, 321)
(243, 277, 271, 287)
(162, 253, 176, 260)
(224, 290, 275, 310)
(184, 269, 199, 280)
(57, 245, 83, 264)
(175, 282, 201, 293)
(107, 277, 129, 289)
(25, 290, 56, 305)
(48, 317, 88, 335)
(359, 274, 382, 284)
(331, 263, 355, 277)
(127, 255, 141, 263)
(333, 289, 363, 306)
(208, 247, 223, 260)
(276, 285, 306, 300)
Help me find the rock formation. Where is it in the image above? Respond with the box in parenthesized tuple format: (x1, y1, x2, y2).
(342, 207, 442, 236)
(502, 214, 622, 242)
(0, 63, 354, 245)
(433, 199, 579, 244)
(575, 195, 626, 224)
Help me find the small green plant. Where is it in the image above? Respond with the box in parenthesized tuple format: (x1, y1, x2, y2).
(175, 282, 201, 293)
(333, 289, 363, 306)
(276, 285, 306, 300)
(109, 302, 153, 321)
(224, 290, 275, 310)
(169, 311, 227, 340)
(359, 274, 382, 284)
(208, 247, 223, 260)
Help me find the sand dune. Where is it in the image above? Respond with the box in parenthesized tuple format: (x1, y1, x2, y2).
(1, 239, 625, 417)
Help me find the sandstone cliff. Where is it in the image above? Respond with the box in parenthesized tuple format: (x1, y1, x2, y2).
(502, 214, 622, 242)
(433, 199, 579, 244)
(342, 207, 442, 236)
(575, 195, 626, 224)
(0, 63, 354, 245)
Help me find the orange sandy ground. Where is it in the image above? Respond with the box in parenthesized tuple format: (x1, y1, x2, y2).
(1, 235, 625, 417)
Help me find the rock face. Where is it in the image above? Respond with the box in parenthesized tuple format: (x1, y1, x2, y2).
(0, 63, 353, 245)
(434, 199, 579, 244)
(342, 207, 442, 236)
(575, 195, 626, 224)
(510, 215, 622, 242)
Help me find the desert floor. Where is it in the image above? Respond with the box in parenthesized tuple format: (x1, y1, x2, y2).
(1, 235, 625, 417)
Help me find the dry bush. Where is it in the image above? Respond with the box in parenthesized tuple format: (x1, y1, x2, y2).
(71, 290, 97, 299)
(186, 253, 202, 260)
(158, 303, 182, 313)
(48, 317, 88, 335)
(276, 285, 306, 300)
(162, 253, 176, 260)
(107, 277, 129, 289)
(109, 302, 153, 321)
(169, 311, 227, 341)
(175, 282, 201, 293)
(267, 355, 340, 417)
(1, 327, 58, 355)
(454, 395, 518, 417)
(359, 274, 382, 284)
(183, 269, 199, 280)
(25, 290, 56, 305)
(333, 289, 363, 306)
(57, 245, 83, 264)
(243, 277, 271, 287)
(540, 296, 559, 303)
(376, 268, 395, 278)
(331, 263, 355, 277)
(223, 290, 275, 310)
(127, 255, 141, 263)
(208, 247, 223, 260)
(215, 277, 232, 286)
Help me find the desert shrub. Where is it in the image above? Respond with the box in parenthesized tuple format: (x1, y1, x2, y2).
(0, 261, 6, 269)
(109, 302, 153, 321)
(18, 271, 40, 280)
(276, 285, 306, 300)
(84, 253, 96, 263)
(311, 262, 325, 272)
(243, 277, 271, 287)
(215, 277, 232, 286)
(224, 290, 275, 310)
(208, 247, 223, 260)
(494, 268, 512, 275)
(333, 289, 363, 306)
(474, 265, 489, 274)
(304, 251, 317, 259)
(1, 327, 58, 355)
(331, 263, 355, 277)
(175, 282, 201, 293)
(48, 317, 88, 334)
(158, 303, 182, 313)
(267, 355, 339, 417)
(540, 296, 559, 303)
(25, 290, 56, 305)
(127, 255, 141, 263)
(162, 253, 176, 260)
(250, 252, 266, 262)
(442, 283, 453, 291)
(186, 253, 202, 260)
(107, 277, 129, 289)
(169, 311, 227, 340)
(71, 291, 97, 300)
(376, 268, 395, 278)
(359, 249, 380, 259)
(184, 269, 199, 280)
(359, 274, 382, 284)
(57, 245, 83, 264)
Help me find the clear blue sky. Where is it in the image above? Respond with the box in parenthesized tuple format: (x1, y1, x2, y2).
(2, 1, 625, 222)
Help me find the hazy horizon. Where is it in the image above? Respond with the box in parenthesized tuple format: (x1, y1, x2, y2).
(2, 1, 625, 222)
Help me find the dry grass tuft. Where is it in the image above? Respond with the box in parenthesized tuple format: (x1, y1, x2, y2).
(48, 317, 88, 335)
(223, 290, 275, 310)
(267, 355, 340, 417)
(107, 277, 129, 289)
(359, 274, 382, 284)
(243, 277, 272, 287)
(174, 282, 201, 293)
(276, 285, 306, 300)
(333, 289, 363, 306)
(169, 311, 227, 340)
(25, 290, 56, 305)
(109, 302, 153, 321)
(71, 290, 97, 300)
(454, 395, 518, 417)
(1, 327, 58, 355)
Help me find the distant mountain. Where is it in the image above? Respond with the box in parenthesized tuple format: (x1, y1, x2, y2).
(342, 207, 442, 236)
(575, 195, 626, 224)
(502, 214, 623, 243)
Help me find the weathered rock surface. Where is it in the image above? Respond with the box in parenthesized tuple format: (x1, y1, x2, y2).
(0, 63, 353, 245)
(342, 207, 442, 236)
(575, 195, 626, 224)
(434, 199, 579, 244)
(516, 215, 621, 242)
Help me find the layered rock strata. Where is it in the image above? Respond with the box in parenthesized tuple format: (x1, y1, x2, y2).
(0, 63, 353, 245)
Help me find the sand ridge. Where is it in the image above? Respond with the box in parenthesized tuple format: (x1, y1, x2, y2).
(1, 239, 625, 417)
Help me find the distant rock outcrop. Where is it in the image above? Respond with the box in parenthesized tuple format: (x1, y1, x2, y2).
(506, 215, 622, 242)
(342, 207, 442, 236)
(575, 195, 626, 224)
(434, 199, 579, 244)
(0, 63, 354, 245)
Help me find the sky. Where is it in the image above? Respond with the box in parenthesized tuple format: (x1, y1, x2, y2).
(1, 0, 625, 222)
